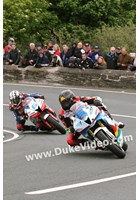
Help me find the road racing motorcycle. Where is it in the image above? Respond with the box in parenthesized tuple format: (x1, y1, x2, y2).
(23, 97, 66, 134)
(67, 101, 128, 158)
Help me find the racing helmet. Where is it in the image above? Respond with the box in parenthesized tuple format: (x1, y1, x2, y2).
(9, 90, 22, 107)
(59, 89, 75, 110)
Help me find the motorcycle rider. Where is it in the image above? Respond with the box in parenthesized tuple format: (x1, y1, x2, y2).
(59, 89, 125, 147)
(9, 90, 45, 131)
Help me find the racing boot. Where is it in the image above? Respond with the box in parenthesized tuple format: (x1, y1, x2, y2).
(23, 125, 39, 132)
(114, 120, 125, 129)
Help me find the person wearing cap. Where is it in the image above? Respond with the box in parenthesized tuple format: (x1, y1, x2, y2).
(36, 44, 43, 53)
(3, 38, 15, 61)
(35, 51, 50, 68)
(88, 45, 102, 64)
(105, 47, 118, 69)
(19, 43, 38, 68)
(83, 42, 92, 57)
(5, 43, 21, 65)
(116, 47, 122, 56)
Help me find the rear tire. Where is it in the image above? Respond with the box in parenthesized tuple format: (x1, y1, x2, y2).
(46, 116, 66, 134)
(96, 130, 126, 158)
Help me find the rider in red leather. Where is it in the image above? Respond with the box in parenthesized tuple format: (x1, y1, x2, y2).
(9, 90, 44, 131)
(59, 89, 124, 147)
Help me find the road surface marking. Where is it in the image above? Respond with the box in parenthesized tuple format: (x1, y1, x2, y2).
(112, 114, 136, 119)
(4, 82, 135, 95)
(25, 172, 136, 195)
(3, 129, 19, 143)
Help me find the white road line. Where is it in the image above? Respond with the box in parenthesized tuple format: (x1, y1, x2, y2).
(3, 82, 136, 95)
(3, 129, 19, 143)
(112, 114, 136, 119)
(25, 172, 136, 195)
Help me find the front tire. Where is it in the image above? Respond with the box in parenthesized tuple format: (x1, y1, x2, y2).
(122, 142, 128, 151)
(46, 116, 66, 134)
(96, 130, 126, 158)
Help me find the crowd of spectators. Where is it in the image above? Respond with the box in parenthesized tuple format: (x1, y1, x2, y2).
(3, 38, 136, 71)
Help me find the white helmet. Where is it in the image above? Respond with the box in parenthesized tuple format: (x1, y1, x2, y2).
(9, 90, 22, 106)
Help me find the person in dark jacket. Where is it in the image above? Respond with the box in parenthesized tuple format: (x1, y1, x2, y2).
(88, 45, 102, 64)
(5, 43, 20, 65)
(79, 53, 94, 70)
(35, 51, 50, 67)
(105, 47, 118, 69)
(19, 43, 38, 67)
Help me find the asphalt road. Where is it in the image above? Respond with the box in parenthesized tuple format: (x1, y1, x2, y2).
(3, 83, 136, 200)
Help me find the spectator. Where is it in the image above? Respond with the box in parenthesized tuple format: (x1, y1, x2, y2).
(67, 42, 77, 58)
(3, 38, 15, 61)
(79, 53, 94, 70)
(105, 47, 118, 69)
(19, 43, 38, 68)
(50, 50, 63, 67)
(66, 42, 80, 67)
(74, 42, 85, 59)
(116, 47, 122, 56)
(35, 51, 50, 68)
(5, 43, 21, 65)
(36, 44, 42, 53)
(60, 44, 69, 67)
(47, 41, 53, 51)
(53, 44, 61, 57)
(88, 45, 102, 64)
(117, 47, 133, 70)
(42, 44, 52, 63)
(83, 42, 92, 57)
(94, 56, 107, 69)
(129, 53, 136, 71)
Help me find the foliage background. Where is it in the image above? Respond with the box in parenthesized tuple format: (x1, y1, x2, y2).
(3, 0, 136, 53)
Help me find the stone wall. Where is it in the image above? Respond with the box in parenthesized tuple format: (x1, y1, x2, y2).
(3, 65, 136, 89)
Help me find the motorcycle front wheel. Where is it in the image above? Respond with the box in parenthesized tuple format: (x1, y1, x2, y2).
(46, 115, 66, 135)
(96, 130, 126, 158)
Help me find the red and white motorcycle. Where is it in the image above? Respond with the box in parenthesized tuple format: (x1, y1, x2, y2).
(23, 97, 66, 134)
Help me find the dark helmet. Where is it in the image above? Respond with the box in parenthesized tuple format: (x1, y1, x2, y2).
(59, 89, 75, 110)
(9, 90, 22, 107)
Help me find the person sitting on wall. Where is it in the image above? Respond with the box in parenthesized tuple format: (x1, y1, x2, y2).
(49, 50, 63, 67)
(78, 52, 94, 70)
(18, 43, 38, 68)
(34, 51, 50, 68)
(5, 43, 21, 65)
(3, 38, 15, 61)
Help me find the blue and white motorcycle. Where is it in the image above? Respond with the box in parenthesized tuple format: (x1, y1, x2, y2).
(68, 101, 128, 158)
